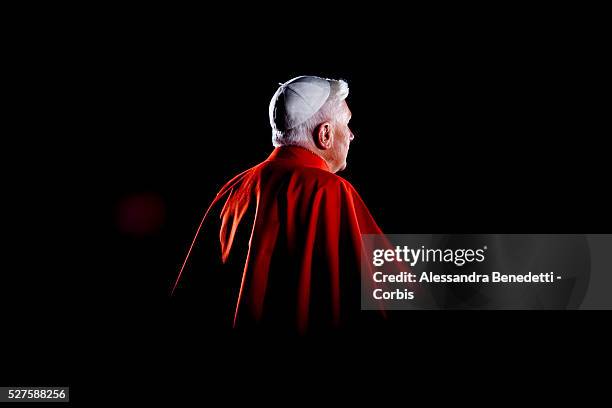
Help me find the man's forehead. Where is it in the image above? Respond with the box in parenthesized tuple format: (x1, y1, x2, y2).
(342, 101, 352, 117)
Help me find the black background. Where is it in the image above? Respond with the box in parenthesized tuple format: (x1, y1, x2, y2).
(3, 9, 610, 404)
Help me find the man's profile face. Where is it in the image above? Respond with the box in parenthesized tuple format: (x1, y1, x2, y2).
(331, 101, 354, 172)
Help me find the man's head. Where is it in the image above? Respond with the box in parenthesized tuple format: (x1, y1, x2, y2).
(270, 76, 355, 173)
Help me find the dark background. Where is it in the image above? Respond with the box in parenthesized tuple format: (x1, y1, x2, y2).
(106, 30, 609, 312)
(3, 10, 610, 403)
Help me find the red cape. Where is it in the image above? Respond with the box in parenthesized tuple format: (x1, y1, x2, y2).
(172, 146, 385, 332)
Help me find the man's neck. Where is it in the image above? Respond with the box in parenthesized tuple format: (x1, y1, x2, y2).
(289, 144, 334, 173)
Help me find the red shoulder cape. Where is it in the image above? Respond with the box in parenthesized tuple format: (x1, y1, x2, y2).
(172, 146, 384, 332)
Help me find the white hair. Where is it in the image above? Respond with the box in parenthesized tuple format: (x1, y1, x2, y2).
(272, 79, 349, 147)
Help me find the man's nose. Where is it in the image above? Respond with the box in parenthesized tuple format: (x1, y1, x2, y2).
(349, 131, 355, 141)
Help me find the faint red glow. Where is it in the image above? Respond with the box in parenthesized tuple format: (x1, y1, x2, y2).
(116, 192, 166, 236)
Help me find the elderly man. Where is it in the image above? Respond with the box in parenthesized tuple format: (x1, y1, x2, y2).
(172, 76, 384, 332)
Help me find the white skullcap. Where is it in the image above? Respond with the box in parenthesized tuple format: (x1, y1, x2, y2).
(269, 76, 332, 132)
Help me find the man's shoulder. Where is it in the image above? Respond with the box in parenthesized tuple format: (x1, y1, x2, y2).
(292, 166, 355, 191)
(225, 160, 358, 197)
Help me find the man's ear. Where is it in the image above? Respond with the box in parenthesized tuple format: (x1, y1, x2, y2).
(314, 122, 333, 150)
